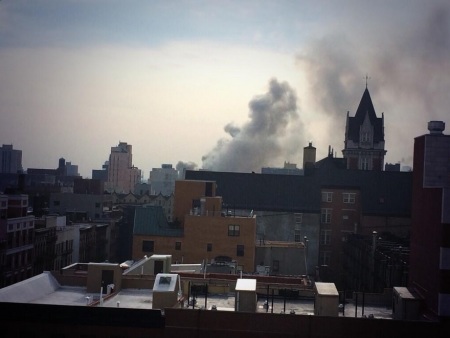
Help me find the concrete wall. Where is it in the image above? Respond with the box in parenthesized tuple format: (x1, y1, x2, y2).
(164, 308, 446, 338)
(2, 303, 447, 338)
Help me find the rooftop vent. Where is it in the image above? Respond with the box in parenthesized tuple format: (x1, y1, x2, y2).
(428, 121, 445, 134)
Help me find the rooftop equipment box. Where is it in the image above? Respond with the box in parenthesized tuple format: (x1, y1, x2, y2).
(392, 286, 422, 320)
(314, 282, 339, 317)
(235, 278, 257, 312)
(152, 273, 180, 310)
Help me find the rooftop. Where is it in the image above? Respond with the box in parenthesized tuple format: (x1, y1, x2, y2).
(0, 269, 393, 319)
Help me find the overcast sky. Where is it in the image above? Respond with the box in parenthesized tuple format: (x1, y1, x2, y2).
(1, 0, 449, 178)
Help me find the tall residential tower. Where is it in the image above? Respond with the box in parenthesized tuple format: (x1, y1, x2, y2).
(0, 144, 22, 174)
(104, 142, 141, 193)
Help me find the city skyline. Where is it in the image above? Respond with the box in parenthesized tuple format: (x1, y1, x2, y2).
(0, 1, 449, 178)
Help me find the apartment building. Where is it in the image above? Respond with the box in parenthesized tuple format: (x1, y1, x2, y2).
(149, 163, 178, 196)
(0, 194, 34, 287)
(104, 142, 141, 193)
(409, 120, 450, 321)
(132, 180, 257, 272)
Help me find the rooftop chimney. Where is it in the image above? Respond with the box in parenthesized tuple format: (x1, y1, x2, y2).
(303, 141, 316, 171)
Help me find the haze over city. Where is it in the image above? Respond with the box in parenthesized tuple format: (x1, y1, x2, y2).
(0, 0, 449, 178)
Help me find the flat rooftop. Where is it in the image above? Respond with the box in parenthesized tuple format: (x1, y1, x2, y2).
(0, 272, 393, 319)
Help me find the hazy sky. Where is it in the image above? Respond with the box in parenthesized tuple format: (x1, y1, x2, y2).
(1, 1, 449, 178)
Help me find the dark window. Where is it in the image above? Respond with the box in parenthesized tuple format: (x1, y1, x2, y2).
(273, 260, 280, 272)
(228, 224, 240, 236)
(237, 244, 244, 257)
(205, 182, 213, 196)
(142, 240, 154, 252)
(53, 200, 60, 206)
(175, 241, 181, 250)
(207, 243, 212, 252)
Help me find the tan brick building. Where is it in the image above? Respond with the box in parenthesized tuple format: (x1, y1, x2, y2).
(132, 180, 257, 273)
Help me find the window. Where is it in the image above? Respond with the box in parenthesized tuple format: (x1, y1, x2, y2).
(343, 193, 356, 204)
(361, 157, 369, 170)
(207, 243, 212, 252)
(53, 200, 60, 206)
(294, 213, 303, 225)
(237, 245, 244, 257)
(95, 202, 100, 208)
(175, 241, 181, 250)
(322, 192, 333, 202)
(142, 240, 154, 252)
(294, 213, 303, 242)
(320, 251, 331, 266)
(228, 224, 240, 236)
(361, 131, 370, 143)
(321, 208, 332, 223)
(320, 229, 332, 245)
(294, 230, 302, 242)
(272, 260, 280, 272)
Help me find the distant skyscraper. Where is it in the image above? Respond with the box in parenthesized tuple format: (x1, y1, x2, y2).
(149, 164, 177, 196)
(105, 142, 141, 193)
(0, 144, 22, 174)
(343, 87, 386, 170)
(57, 157, 66, 176)
(65, 162, 79, 177)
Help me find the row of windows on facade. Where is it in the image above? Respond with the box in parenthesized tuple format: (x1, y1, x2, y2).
(2, 249, 32, 270)
(55, 240, 73, 255)
(322, 192, 356, 203)
(7, 230, 33, 247)
(8, 221, 34, 231)
(142, 239, 245, 257)
(53, 200, 171, 212)
(142, 238, 333, 267)
(0, 200, 28, 207)
(142, 241, 332, 266)
(2, 269, 33, 287)
(53, 201, 104, 208)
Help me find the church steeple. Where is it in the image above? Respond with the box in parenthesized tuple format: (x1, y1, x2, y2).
(342, 87, 386, 171)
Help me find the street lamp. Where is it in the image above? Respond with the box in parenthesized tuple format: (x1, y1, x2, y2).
(304, 236, 308, 276)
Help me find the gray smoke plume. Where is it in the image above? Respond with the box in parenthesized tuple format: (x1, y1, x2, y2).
(296, 2, 450, 166)
(202, 78, 304, 172)
(176, 161, 198, 178)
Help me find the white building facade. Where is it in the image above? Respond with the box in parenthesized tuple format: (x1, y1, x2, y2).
(148, 164, 178, 196)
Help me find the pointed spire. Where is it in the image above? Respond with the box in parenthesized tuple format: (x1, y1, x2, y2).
(355, 87, 376, 123)
(365, 74, 371, 89)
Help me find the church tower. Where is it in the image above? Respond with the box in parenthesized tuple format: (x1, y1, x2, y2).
(342, 87, 386, 170)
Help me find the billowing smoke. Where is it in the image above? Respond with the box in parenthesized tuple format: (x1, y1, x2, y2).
(296, 2, 450, 166)
(176, 161, 198, 178)
(201, 78, 304, 172)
